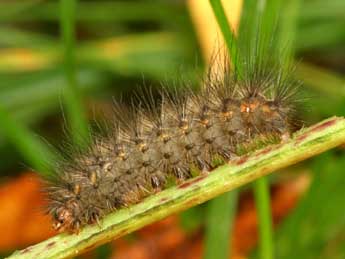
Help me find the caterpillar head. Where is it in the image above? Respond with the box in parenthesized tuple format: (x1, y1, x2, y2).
(52, 202, 81, 233)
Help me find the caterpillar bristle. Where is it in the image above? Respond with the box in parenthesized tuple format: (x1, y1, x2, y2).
(44, 52, 302, 233)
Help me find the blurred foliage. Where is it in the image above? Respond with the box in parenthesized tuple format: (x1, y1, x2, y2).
(0, 0, 344, 258)
(275, 153, 345, 259)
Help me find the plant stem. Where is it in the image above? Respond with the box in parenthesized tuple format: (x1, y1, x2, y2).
(60, 0, 89, 146)
(8, 116, 345, 259)
(204, 191, 237, 259)
(209, 0, 240, 72)
(254, 178, 274, 259)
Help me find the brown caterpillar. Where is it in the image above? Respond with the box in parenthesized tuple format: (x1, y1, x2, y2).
(45, 54, 301, 233)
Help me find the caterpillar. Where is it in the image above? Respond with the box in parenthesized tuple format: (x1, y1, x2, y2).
(45, 51, 301, 233)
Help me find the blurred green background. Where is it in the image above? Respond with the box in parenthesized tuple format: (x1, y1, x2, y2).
(0, 0, 344, 258)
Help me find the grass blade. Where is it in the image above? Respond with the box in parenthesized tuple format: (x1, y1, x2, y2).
(254, 178, 274, 259)
(209, 0, 241, 72)
(60, 0, 89, 146)
(204, 192, 237, 259)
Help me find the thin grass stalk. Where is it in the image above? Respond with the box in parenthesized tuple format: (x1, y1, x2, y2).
(60, 0, 89, 146)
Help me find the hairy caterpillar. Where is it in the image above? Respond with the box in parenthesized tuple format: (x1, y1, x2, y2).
(45, 52, 301, 233)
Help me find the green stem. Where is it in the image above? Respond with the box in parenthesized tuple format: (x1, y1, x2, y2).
(8, 116, 345, 259)
(209, 0, 241, 72)
(277, 0, 300, 67)
(204, 191, 237, 259)
(61, 0, 77, 93)
(254, 178, 274, 259)
(60, 0, 89, 146)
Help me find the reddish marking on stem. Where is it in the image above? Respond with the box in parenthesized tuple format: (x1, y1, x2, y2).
(160, 197, 169, 203)
(296, 119, 337, 144)
(255, 147, 272, 157)
(21, 247, 32, 254)
(178, 175, 206, 189)
(46, 241, 56, 249)
(236, 155, 248, 165)
(310, 119, 337, 133)
(296, 133, 308, 143)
